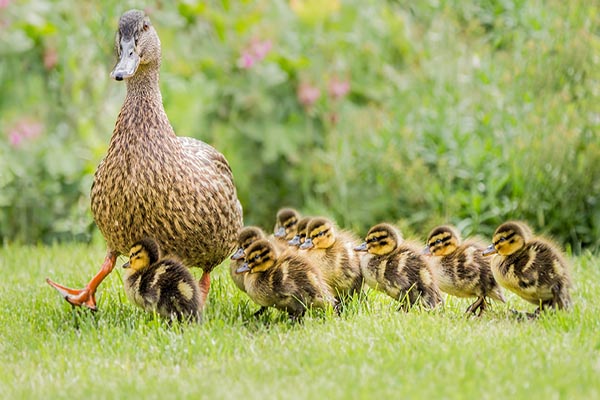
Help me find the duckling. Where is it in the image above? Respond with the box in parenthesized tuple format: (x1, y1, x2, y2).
(122, 238, 201, 322)
(230, 226, 268, 293)
(47, 9, 243, 310)
(482, 221, 572, 314)
(273, 208, 301, 243)
(423, 225, 505, 315)
(288, 216, 312, 247)
(355, 223, 443, 310)
(300, 217, 363, 300)
(237, 239, 337, 320)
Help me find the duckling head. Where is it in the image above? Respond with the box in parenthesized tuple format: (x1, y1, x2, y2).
(231, 226, 266, 260)
(123, 237, 160, 271)
(300, 217, 336, 250)
(423, 225, 461, 256)
(354, 223, 400, 256)
(288, 216, 312, 247)
(111, 10, 161, 81)
(236, 239, 276, 274)
(483, 221, 531, 256)
(273, 208, 300, 240)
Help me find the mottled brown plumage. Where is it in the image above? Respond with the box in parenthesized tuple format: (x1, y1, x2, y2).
(300, 217, 363, 300)
(483, 221, 572, 313)
(355, 223, 443, 310)
(123, 238, 201, 322)
(424, 225, 504, 315)
(47, 9, 243, 310)
(238, 239, 336, 320)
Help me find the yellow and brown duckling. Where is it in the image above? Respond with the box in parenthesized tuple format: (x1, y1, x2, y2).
(482, 221, 572, 314)
(237, 239, 337, 320)
(273, 208, 301, 243)
(47, 9, 243, 310)
(300, 217, 363, 300)
(424, 225, 505, 315)
(288, 216, 312, 247)
(122, 238, 201, 322)
(230, 226, 268, 293)
(355, 223, 443, 310)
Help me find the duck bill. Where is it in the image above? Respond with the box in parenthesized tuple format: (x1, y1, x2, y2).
(482, 244, 497, 256)
(236, 263, 250, 274)
(299, 238, 314, 250)
(122, 261, 130, 269)
(421, 246, 431, 256)
(274, 226, 286, 238)
(288, 235, 301, 246)
(230, 247, 245, 260)
(354, 242, 367, 252)
(110, 37, 140, 81)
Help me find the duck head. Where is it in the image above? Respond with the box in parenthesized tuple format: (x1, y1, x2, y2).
(423, 225, 461, 256)
(273, 208, 300, 240)
(123, 237, 160, 270)
(231, 226, 266, 260)
(483, 221, 531, 256)
(111, 9, 161, 81)
(355, 223, 401, 256)
(300, 217, 336, 250)
(236, 239, 276, 274)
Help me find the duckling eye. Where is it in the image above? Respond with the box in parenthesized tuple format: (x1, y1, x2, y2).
(435, 239, 443, 245)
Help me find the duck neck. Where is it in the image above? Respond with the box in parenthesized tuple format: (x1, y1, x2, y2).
(124, 62, 163, 107)
(115, 61, 174, 141)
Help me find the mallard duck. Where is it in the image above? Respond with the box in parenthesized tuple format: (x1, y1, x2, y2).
(46, 9, 243, 310)
(288, 216, 312, 247)
(122, 238, 201, 322)
(237, 239, 337, 320)
(482, 221, 572, 313)
(299, 217, 363, 299)
(423, 225, 505, 315)
(230, 226, 268, 293)
(273, 208, 301, 242)
(355, 223, 442, 310)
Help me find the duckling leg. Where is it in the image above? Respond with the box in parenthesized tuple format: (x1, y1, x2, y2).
(465, 297, 485, 316)
(198, 271, 210, 308)
(46, 251, 118, 311)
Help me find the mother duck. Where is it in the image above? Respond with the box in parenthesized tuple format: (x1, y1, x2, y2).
(47, 9, 243, 310)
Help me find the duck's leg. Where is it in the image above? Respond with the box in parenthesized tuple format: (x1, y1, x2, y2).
(198, 271, 211, 308)
(465, 296, 485, 315)
(46, 250, 118, 311)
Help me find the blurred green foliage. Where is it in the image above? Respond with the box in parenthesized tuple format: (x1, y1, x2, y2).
(1, 0, 599, 251)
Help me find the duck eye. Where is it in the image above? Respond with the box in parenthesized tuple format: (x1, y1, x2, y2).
(435, 239, 442, 245)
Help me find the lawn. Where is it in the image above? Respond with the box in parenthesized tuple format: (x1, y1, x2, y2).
(1, 243, 599, 399)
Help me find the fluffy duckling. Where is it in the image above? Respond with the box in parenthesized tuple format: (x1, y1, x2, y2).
(288, 216, 312, 247)
(273, 208, 301, 243)
(237, 239, 337, 320)
(355, 223, 443, 310)
(230, 226, 268, 293)
(122, 238, 201, 322)
(424, 225, 505, 315)
(483, 221, 572, 313)
(300, 217, 363, 299)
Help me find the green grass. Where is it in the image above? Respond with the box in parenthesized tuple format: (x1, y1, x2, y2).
(1, 243, 599, 399)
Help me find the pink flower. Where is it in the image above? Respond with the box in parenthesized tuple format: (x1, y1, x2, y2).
(297, 82, 321, 108)
(237, 38, 273, 70)
(44, 47, 58, 70)
(237, 52, 256, 69)
(0, 0, 10, 9)
(6, 118, 43, 148)
(328, 76, 350, 100)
